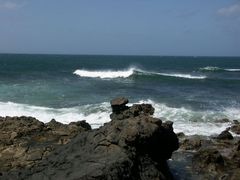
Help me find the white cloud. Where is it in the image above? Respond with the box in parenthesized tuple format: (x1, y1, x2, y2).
(0, 1, 24, 10)
(218, 3, 240, 17)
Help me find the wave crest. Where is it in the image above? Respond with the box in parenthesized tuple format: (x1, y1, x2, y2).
(73, 67, 206, 80)
(73, 68, 135, 79)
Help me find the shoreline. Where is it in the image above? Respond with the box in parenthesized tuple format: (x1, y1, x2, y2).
(1, 99, 239, 137)
(1, 98, 240, 179)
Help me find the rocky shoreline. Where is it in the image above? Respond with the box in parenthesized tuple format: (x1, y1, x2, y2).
(0, 97, 240, 180)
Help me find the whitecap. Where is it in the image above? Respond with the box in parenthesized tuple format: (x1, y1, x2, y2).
(73, 67, 206, 80)
(156, 72, 206, 79)
(73, 68, 136, 79)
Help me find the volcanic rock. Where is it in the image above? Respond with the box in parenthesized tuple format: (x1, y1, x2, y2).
(110, 100, 155, 121)
(110, 97, 129, 113)
(192, 148, 224, 173)
(230, 124, 240, 135)
(1, 98, 179, 180)
(217, 130, 234, 140)
(0, 116, 90, 172)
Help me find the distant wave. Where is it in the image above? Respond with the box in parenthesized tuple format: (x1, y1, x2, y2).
(73, 67, 206, 80)
(200, 66, 240, 72)
(154, 72, 206, 79)
(0, 100, 239, 136)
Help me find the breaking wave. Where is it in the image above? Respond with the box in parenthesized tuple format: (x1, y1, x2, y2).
(0, 100, 239, 136)
(0, 101, 111, 129)
(73, 68, 135, 79)
(73, 68, 206, 80)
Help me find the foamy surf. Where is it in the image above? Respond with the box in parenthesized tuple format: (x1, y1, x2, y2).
(200, 66, 240, 72)
(0, 100, 239, 136)
(73, 67, 206, 80)
(0, 101, 111, 129)
(73, 68, 135, 79)
(155, 73, 206, 79)
(136, 100, 240, 136)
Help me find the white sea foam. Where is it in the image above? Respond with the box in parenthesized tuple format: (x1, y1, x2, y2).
(200, 66, 222, 71)
(225, 69, 240, 72)
(0, 101, 111, 129)
(1, 100, 239, 136)
(73, 68, 135, 79)
(155, 73, 206, 79)
(73, 67, 206, 80)
(200, 66, 240, 72)
(136, 100, 240, 136)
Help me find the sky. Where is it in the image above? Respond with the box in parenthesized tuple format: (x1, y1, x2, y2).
(0, 0, 240, 56)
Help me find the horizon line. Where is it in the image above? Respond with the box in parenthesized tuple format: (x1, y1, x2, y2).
(0, 52, 240, 58)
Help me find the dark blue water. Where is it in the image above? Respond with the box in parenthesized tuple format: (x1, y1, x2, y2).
(0, 54, 239, 135)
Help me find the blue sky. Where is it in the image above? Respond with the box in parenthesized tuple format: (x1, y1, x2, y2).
(0, 0, 240, 56)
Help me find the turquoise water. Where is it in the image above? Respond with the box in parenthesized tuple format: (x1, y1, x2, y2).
(0, 54, 240, 135)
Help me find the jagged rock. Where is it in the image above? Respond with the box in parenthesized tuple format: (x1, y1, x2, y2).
(1, 98, 179, 180)
(171, 134, 240, 180)
(233, 120, 239, 124)
(192, 148, 224, 173)
(110, 103, 155, 121)
(179, 135, 203, 151)
(217, 130, 233, 140)
(230, 124, 240, 135)
(0, 117, 90, 172)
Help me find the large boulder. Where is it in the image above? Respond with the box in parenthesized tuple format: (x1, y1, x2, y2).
(110, 97, 129, 113)
(110, 98, 154, 121)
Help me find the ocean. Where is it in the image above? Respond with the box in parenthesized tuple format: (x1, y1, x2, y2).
(0, 54, 240, 136)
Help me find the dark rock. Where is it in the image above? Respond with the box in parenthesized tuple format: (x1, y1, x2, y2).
(110, 103, 155, 121)
(0, 117, 90, 172)
(176, 132, 185, 138)
(180, 136, 202, 151)
(230, 124, 240, 134)
(192, 148, 224, 173)
(1, 99, 179, 180)
(215, 118, 230, 123)
(233, 120, 239, 124)
(110, 97, 129, 113)
(217, 130, 234, 140)
(230, 169, 240, 180)
(69, 120, 91, 131)
(162, 121, 174, 131)
(171, 131, 240, 179)
(110, 97, 129, 106)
